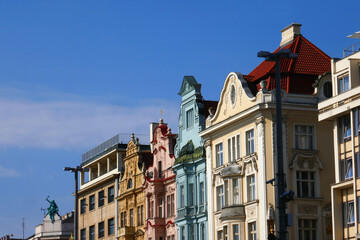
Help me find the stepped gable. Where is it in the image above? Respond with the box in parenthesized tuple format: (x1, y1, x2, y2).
(246, 35, 331, 95)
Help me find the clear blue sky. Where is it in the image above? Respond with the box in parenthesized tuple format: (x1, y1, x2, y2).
(0, 0, 359, 237)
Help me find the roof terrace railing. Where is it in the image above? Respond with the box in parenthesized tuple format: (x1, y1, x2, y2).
(82, 133, 150, 163)
(343, 41, 360, 57)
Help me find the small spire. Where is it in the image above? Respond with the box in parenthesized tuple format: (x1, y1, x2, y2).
(131, 133, 135, 142)
(159, 109, 164, 125)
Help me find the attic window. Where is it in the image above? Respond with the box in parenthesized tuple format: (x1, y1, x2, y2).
(323, 81, 332, 98)
(186, 108, 194, 129)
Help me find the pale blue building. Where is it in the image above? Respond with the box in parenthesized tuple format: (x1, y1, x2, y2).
(173, 76, 217, 240)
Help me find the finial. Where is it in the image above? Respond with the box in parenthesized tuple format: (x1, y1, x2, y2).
(131, 133, 135, 141)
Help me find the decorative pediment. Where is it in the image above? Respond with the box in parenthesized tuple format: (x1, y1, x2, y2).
(289, 153, 323, 170)
(178, 76, 201, 96)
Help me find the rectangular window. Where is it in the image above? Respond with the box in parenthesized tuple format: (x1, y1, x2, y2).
(180, 186, 185, 207)
(189, 225, 195, 240)
(120, 212, 126, 227)
(167, 195, 171, 217)
(228, 135, 240, 162)
(80, 199, 86, 214)
(171, 194, 175, 216)
(216, 185, 224, 211)
(248, 222, 256, 240)
(98, 190, 105, 207)
(189, 184, 194, 205)
(345, 158, 353, 180)
(181, 226, 185, 240)
(186, 108, 194, 129)
(158, 161, 162, 178)
(200, 182, 204, 205)
(354, 108, 359, 135)
(141, 205, 144, 225)
(347, 202, 355, 224)
(137, 206, 141, 226)
(246, 129, 255, 155)
(223, 226, 228, 240)
(247, 174, 256, 201)
(233, 178, 240, 205)
(150, 201, 154, 218)
(158, 198, 163, 218)
(298, 219, 316, 240)
(217, 230, 223, 240)
(224, 180, 229, 206)
(89, 225, 95, 240)
(338, 75, 349, 93)
(233, 224, 239, 240)
(108, 186, 114, 203)
(216, 143, 224, 167)
(80, 228, 86, 240)
(295, 125, 314, 150)
(98, 221, 104, 238)
(201, 224, 205, 240)
(130, 209, 134, 226)
(296, 171, 315, 198)
(89, 195, 95, 211)
(108, 218, 114, 235)
(339, 115, 351, 141)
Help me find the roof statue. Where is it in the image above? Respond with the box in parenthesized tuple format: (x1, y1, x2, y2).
(46, 196, 60, 223)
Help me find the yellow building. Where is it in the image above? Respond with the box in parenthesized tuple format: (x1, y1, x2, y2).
(200, 23, 335, 240)
(318, 36, 360, 239)
(117, 134, 152, 240)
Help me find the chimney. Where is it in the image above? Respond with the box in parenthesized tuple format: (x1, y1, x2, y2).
(280, 23, 302, 47)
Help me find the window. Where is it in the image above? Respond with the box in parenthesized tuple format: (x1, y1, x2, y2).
(189, 225, 195, 240)
(232, 224, 239, 240)
(108, 186, 114, 203)
(186, 108, 194, 129)
(171, 194, 175, 216)
(233, 178, 240, 204)
(149, 201, 154, 218)
(323, 81, 332, 98)
(217, 230, 223, 240)
(80, 199, 86, 214)
(216, 185, 224, 211)
(130, 209, 134, 226)
(80, 228, 86, 240)
(137, 205, 144, 225)
(89, 195, 95, 211)
(223, 226, 228, 240)
(89, 225, 95, 240)
(338, 75, 349, 93)
(344, 158, 353, 180)
(248, 222, 256, 240)
(297, 171, 315, 198)
(108, 218, 114, 235)
(354, 108, 360, 135)
(339, 115, 351, 141)
(181, 226, 185, 240)
(247, 174, 256, 201)
(246, 129, 255, 155)
(228, 135, 240, 162)
(158, 198, 163, 218)
(120, 212, 127, 227)
(137, 206, 141, 225)
(224, 180, 229, 206)
(298, 219, 316, 240)
(127, 178, 133, 189)
(189, 184, 194, 205)
(98, 221, 104, 238)
(216, 143, 224, 167)
(200, 224, 205, 240)
(167, 195, 171, 217)
(98, 190, 105, 207)
(200, 182, 204, 205)
(346, 202, 355, 224)
(158, 161, 162, 178)
(295, 125, 314, 150)
(180, 186, 185, 207)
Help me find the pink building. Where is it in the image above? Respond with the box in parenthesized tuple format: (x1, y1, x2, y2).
(144, 119, 177, 240)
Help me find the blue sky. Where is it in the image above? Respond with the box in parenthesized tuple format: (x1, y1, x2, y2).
(0, 0, 359, 237)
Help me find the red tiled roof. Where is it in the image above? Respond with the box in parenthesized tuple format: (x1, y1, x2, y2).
(247, 35, 331, 95)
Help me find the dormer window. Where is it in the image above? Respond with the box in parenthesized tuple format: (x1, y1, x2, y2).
(323, 81, 332, 98)
(338, 74, 349, 94)
(186, 108, 194, 129)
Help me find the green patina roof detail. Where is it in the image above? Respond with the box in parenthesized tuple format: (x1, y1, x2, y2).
(175, 140, 205, 164)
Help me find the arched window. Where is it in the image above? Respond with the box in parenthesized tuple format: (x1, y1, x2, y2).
(127, 178, 133, 189)
(323, 81, 332, 98)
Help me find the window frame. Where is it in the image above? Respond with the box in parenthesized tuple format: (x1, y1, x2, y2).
(338, 74, 350, 94)
(296, 171, 315, 198)
(108, 186, 114, 203)
(108, 218, 114, 235)
(215, 142, 224, 167)
(298, 218, 317, 240)
(98, 221, 105, 238)
(248, 221, 256, 240)
(186, 108, 194, 129)
(247, 174, 256, 202)
(80, 198, 86, 214)
(245, 129, 255, 155)
(216, 185, 224, 211)
(98, 190, 105, 207)
(294, 124, 315, 150)
(89, 195, 95, 211)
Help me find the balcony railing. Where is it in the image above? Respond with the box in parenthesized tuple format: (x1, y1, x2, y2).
(177, 206, 196, 218)
(82, 133, 149, 163)
(343, 42, 360, 57)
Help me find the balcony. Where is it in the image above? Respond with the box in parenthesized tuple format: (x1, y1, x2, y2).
(176, 206, 196, 218)
(343, 41, 360, 57)
(219, 205, 245, 221)
(119, 226, 135, 236)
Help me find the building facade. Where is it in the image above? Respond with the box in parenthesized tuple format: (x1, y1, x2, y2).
(200, 23, 335, 240)
(143, 119, 177, 240)
(117, 134, 152, 240)
(318, 39, 360, 239)
(173, 76, 217, 240)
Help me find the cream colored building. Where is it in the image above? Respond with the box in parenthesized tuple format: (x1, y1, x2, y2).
(318, 37, 360, 239)
(78, 134, 148, 240)
(200, 23, 334, 240)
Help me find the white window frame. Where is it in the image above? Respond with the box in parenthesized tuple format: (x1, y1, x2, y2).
(247, 174, 256, 202)
(294, 124, 315, 150)
(215, 142, 224, 167)
(338, 74, 350, 94)
(233, 178, 240, 205)
(245, 129, 255, 155)
(248, 221, 256, 240)
(227, 134, 240, 162)
(232, 224, 239, 240)
(216, 185, 224, 211)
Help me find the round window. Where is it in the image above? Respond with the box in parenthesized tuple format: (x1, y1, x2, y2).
(323, 82, 332, 98)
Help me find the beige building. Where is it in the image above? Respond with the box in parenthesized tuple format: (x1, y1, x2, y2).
(117, 134, 152, 240)
(318, 36, 360, 239)
(200, 23, 335, 240)
(78, 134, 148, 240)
